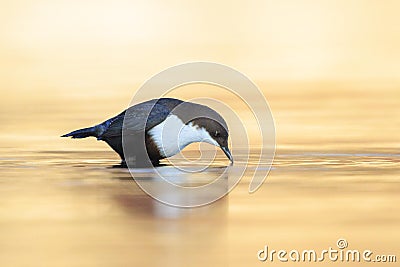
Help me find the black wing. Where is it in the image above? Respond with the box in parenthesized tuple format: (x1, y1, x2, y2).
(98, 98, 181, 139)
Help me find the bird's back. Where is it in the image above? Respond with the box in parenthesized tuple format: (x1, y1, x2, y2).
(98, 98, 184, 140)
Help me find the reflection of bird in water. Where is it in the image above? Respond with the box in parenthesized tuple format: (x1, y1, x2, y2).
(62, 98, 233, 166)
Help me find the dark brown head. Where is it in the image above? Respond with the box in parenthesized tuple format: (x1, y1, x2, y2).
(169, 101, 233, 163)
(190, 117, 233, 163)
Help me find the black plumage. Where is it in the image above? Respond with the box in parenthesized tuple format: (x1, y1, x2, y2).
(62, 98, 183, 165)
(62, 98, 232, 167)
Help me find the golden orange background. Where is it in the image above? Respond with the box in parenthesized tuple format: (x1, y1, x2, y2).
(1, 0, 399, 149)
(0, 1, 399, 266)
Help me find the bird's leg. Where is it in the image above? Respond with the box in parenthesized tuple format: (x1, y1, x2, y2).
(120, 159, 127, 168)
(151, 159, 161, 166)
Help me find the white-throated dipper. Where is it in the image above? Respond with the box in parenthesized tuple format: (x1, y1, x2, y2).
(62, 98, 233, 167)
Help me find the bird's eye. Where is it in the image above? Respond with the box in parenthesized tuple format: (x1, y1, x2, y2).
(215, 131, 220, 137)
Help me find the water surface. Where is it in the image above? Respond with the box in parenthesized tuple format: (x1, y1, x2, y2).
(0, 88, 399, 266)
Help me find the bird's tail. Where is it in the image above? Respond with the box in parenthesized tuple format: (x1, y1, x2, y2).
(61, 126, 99, 139)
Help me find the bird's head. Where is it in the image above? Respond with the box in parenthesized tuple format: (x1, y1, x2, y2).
(190, 117, 233, 163)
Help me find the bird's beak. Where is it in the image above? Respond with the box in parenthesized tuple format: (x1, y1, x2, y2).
(221, 146, 233, 163)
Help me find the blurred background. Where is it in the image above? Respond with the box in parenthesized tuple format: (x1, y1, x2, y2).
(1, 0, 399, 149)
(0, 0, 399, 266)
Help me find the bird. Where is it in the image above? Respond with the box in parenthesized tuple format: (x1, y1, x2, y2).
(62, 98, 233, 167)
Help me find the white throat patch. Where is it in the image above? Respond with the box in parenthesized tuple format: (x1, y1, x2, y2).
(148, 114, 219, 158)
